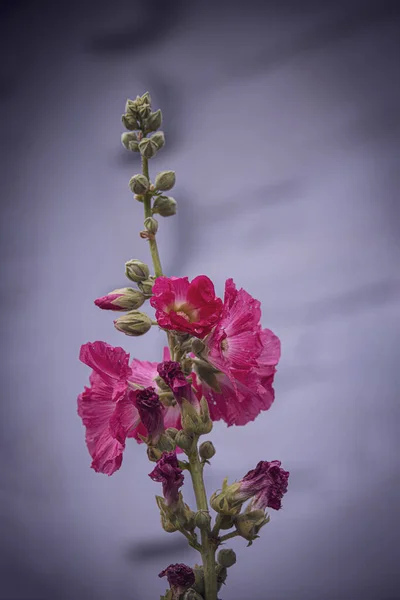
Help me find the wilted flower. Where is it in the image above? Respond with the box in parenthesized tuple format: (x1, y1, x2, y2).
(149, 452, 184, 507)
(159, 563, 195, 595)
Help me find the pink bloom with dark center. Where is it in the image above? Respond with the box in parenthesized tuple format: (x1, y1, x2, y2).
(150, 275, 223, 338)
(149, 452, 184, 507)
(200, 279, 281, 426)
(78, 344, 182, 475)
(241, 460, 289, 510)
(158, 563, 195, 592)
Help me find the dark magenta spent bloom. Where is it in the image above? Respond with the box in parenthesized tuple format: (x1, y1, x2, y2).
(149, 451, 184, 506)
(157, 361, 200, 411)
(150, 275, 223, 338)
(158, 563, 195, 591)
(243, 460, 290, 510)
(135, 387, 164, 443)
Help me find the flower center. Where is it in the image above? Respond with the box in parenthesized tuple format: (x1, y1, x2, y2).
(176, 310, 191, 321)
(171, 302, 199, 323)
(221, 338, 229, 353)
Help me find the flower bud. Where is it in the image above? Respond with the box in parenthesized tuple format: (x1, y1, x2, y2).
(129, 174, 149, 195)
(175, 430, 195, 452)
(121, 131, 140, 151)
(125, 259, 150, 282)
(140, 91, 151, 105)
(155, 433, 176, 454)
(155, 375, 172, 392)
(194, 510, 211, 531)
(217, 515, 235, 530)
(139, 137, 159, 159)
(234, 510, 269, 543)
(121, 113, 138, 131)
(144, 216, 158, 234)
(152, 196, 177, 217)
(216, 565, 228, 592)
(191, 338, 206, 357)
(161, 512, 179, 533)
(194, 360, 222, 393)
(138, 278, 155, 297)
(94, 287, 145, 311)
(155, 170, 176, 191)
(181, 397, 213, 436)
(138, 103, 151, 119)
(147, 446, 163, 462)
(151, 131, 165, 149)
(114, 310, 152, 336)
(125, 98, 138, 114)
(144, 109, 162, 133)
(181, 357, 193, 376)
(165, 427, 179, 440)
(199, 441, 216, 461)
(217, 549, 236, 568)
(193, 565, 205, 595)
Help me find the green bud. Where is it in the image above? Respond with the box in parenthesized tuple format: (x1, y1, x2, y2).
(121, 113, 138, 131)
(125, 259, 150, 282)
(217, 515, 235, 530)
(121, 131, 139, 152)
(216, 565, 228, 591)
(138, 103, 151, 119)
(161, 513, 178, 534)
(155, 375, 171, 392)
(191, 338, 206, 357)
(234, 510, 269, 542)
(165, 427, 179, 440)
(147, 446, 163, 462)
(181, 357, 193, 376)
(210, 478, 241, 516)
(144, 109, 162, 133)
(129, 174, 149, 195)
(140, 91, 151, 105)
(125, 99, 137, 113)
(155, 433, 176, 453)
(106, 287, 145, 310)
(152, 195, 177, 217)
(158, 391, 176, 407)
(181, 397, 213, 436)
(183, 589, 203, 600)
(151, 131, 165, 150)
(155, 170, 176, 191)
(199, 441, 216, 460)
(217, 549, 237, 568)
(137, 277, 155, 297)
(175, 430, 195, 452)
(139, 137, 159, 159)
(194, 360, 222, 393)
(144, 216, 158, 234)
(193, 565, 205, 595)
(194, 510, 211, 530)
(114, 310, 152, 336)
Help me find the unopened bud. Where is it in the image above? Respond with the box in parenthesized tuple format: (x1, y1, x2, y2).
(140, 91, 151, 105)
(155, 433, 176, 453)
(194, 360, 221, 393)
(144, 216, 158, 234)
(175, 430, 195, 452)
(139, 137, 159, 159)
(155, 170, 176, 191)
(129, 174, 149, 195)
(199, 441, 216, 460)
(147, 446, 163, 462)
(121, 131, 139, 151)
(94, 287, 145, 311)
(125, 259, 150, 282)
(217, 515, 235, 530)
(152, 196, 177, 217)
(151, 131, 165, 150)
(165, 427, 179, 440)
(217, 549, 236, 568)
(144, 109, 162, 133)
(121, 113, 138, 131)
(194, 510, 211, 530)
(181, 358, 193, 376)
(191, 339, 206, 357)
(138, 278, 155, 297)
(234, 510, 269, 542)
(125, 99, 138, 114)
(114, 310, 152, 336)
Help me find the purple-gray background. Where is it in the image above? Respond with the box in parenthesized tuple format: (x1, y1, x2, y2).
(1, 1, 400, 599)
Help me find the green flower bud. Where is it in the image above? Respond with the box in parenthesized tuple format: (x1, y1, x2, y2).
(151, 131, 165, 149)
(101, 287, 145, 310)
(194, 360, 222, 393)
(165, 427, 179, 440)
(191, 338, 206, 357)
(138, 277, 155, 297)
(234, 510, 270, 543)
(144, 216, 158, 234)
(147, 446, 163, 462)
(121, 131, 140, 152)
(125, 259, 150, 282)
(217, 515, 235, 530)
(155, 375, 171, 392)
(152, 195, 177, 217)
(129, 174, 149, 195)
(139, 137, 159, 159)
(216, 565, 228, 592)
(113, 310, 152, 336)
(194, 510, 211, 531)
(175, 430, 195, 452)
(193, 565, 205, 595)
(138, 103, 151, 119)
(155, 170, 176, 191)
(155, 433, 176, 454)
(199, 441, 216, 460)
(140, 91, 151, 105)
(125, 98, 137, 113)
(210, 478, 241, 517)
(144, 109, 162, 133)
(181, 397, 212, 436)
(121, 113, 138, 131)
(217, 549, 237, 568)
(181, 357, 193, 376)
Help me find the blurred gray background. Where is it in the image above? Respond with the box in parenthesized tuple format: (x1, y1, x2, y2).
(1, 0, 400, 599)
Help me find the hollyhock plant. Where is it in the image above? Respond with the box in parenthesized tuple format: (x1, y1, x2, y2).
(77, 92, 290, 600)
(150, 275, 223, 338)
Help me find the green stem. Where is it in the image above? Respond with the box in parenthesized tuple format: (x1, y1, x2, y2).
(219, 531, 240, 543)
(141, 155, 163, 277)
(188, 437, 217, 600)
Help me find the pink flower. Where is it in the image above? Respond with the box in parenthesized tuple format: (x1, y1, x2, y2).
(159, 563, 195, 594)
(150, 275, 223, 338)
(199, 279, 281, 426)
(77, 343, 182, 475)
(149, 452, 184, 507)
(157, 360, 200, 412)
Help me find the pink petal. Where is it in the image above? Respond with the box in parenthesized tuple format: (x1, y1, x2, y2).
(79, 341, 132, 400)
(109, 390, 141, 443)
